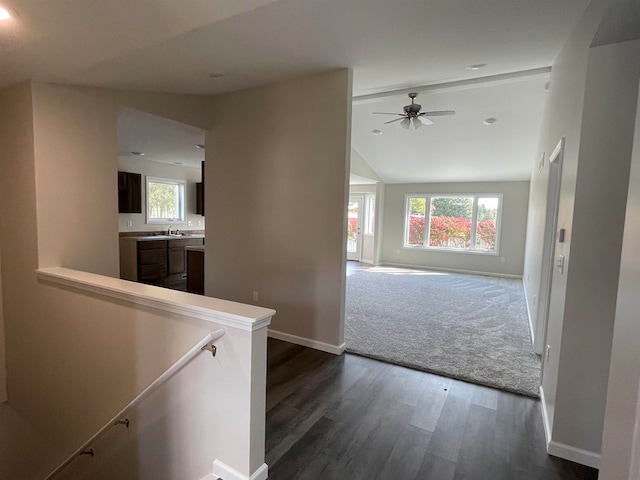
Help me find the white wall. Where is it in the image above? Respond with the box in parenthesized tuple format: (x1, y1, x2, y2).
(118, 156, 204, 233)
(522, 0, 608, 449)
(523, 0, 640, 464)
(351, 147, 382, 182)
(381, 181, 529, 276)
(600, 80, 640, 480)
(551, 38, 640, 459)
(206, 69, 352, 352)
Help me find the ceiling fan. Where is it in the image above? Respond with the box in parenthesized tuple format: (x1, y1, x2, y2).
(373, 93, 455, 130)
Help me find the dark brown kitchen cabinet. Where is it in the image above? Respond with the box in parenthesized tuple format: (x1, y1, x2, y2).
(118, 171, 142, 213)
(136, 239, 167, 283)
(187, 248, 204, 295)
(196, 182, 204, 215)
(168, 237, 204, 272)
(120, 237, 204, 291)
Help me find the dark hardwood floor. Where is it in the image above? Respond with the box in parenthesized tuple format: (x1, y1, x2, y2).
(266, 338, 598, 480)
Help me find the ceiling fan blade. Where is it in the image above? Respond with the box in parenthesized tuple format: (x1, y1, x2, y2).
(418, 116, 434, 126)
(373, 112, 404, 116)
(384, 117, 406, 124)
(420, 110, 456, 117)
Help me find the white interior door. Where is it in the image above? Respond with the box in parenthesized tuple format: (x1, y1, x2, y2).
(347, 196, 363, 261)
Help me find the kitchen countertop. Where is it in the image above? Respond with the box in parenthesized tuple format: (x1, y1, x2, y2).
(120, 234, 205, 241)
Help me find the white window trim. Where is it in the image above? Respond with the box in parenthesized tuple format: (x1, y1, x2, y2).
(145, 176, 187, 224)
(403, 193, 503, 255)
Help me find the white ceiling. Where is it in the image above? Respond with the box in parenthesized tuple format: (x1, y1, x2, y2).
(353, 72, 550, 184)
(0, 0, 591, 183)
(117, 108, 205, 169)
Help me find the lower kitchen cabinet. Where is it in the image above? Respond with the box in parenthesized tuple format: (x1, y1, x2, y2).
(120, 236, 204, 291)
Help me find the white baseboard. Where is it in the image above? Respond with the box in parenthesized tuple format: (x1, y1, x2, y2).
(267, 329, 345, 355)
(539, 386, 601, 469)
(212, 461, 268, 480)
(547, 441, 600, 469)
(539, 386, 553, 445)
(359, 259, 374, 265)
(522, 280, 536, 348)
(381, 262, 523, 279)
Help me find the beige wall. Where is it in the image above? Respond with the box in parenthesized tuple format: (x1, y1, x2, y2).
(118, 156, 204, 233)
(600, 79, 640, 480)
(31, 83, 120, 276)
(206, 69, 352, 350)
(0, 82, 38, 409)
(27, 83, 211, 277)
(0, 82, 255, 476)
(0, 248, 5, 403)
(381, 181, 529, 276)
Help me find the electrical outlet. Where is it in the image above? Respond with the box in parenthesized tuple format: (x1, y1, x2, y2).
(533, 295, 537, 306)
(188, 221, 193, 227)
(197, 220, 202, 227)
(500, 257, 506, 263)
(253, 291, 259, 302)
(126, 220, 133, 227)
(546, 344, 551, 362)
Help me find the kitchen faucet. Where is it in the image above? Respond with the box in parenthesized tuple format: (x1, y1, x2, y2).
(167, 225, 173, 235)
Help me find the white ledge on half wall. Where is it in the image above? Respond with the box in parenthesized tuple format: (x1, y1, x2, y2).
(36, 267, 275, 332)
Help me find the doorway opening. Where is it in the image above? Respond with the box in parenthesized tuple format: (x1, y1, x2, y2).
(347, 196, 364, 261)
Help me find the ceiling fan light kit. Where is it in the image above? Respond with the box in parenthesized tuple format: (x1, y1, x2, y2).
(373, 92, 455, 131)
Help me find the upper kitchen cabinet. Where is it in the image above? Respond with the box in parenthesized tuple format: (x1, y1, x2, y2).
(196, 182, 204, 215)
(118, 171, 142, 213)
(196, 160, 205, 215)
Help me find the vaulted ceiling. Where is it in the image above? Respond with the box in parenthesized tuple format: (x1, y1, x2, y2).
(0, 0, 591, 183)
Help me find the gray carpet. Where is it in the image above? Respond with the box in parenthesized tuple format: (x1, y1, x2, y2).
(345, 266, 541, 397)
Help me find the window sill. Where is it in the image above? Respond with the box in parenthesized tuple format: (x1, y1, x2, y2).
(402, 246, 499, 256)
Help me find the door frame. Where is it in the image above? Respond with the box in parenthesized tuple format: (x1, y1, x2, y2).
(347, 195, 364, 262)
(535, 138, 564, 355)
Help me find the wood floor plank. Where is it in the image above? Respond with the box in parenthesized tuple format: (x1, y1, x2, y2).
(425, 380, 473, 463)
(472, 385, 499, 410)
(416, 453, 457, 480)
(265, 339, 598, 480)
(409, 374, 452, 432)
(376, 425, 432, 480)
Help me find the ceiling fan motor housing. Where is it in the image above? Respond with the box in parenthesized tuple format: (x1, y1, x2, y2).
(404, 103, 422, 116)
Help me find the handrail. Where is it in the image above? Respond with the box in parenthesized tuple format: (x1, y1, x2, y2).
(45, 328, 226, 479)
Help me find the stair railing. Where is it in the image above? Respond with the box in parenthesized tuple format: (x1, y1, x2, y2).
(44, 328, 226, 480)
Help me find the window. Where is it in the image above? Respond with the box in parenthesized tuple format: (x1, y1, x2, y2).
(146, 176, 186, 224)
(404, 194, 501, 253)
(364, 195, 376, 235)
